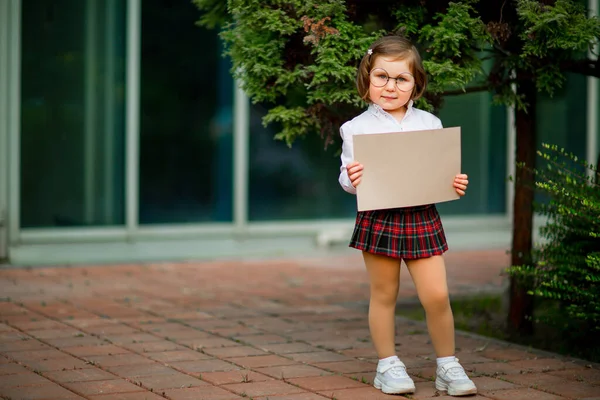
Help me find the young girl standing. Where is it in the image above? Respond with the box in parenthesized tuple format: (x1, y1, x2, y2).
(339, 35, 477, 397)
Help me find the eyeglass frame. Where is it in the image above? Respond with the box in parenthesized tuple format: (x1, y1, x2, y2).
(368, 68, 415, 92)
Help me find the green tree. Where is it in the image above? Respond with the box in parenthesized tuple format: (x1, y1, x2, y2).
(193, 0, 600, 335)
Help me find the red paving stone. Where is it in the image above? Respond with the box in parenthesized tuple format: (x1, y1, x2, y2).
(0, 383, 86, 399)
(62, 379, 146, 395)
(1, 250, 599, 399)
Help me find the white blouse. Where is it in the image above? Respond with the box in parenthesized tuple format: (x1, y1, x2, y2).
(338, 101, 443, 194)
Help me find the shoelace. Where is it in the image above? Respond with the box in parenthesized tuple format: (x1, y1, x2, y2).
(381, 363, 410, 379)
(442, 362, 469, 380)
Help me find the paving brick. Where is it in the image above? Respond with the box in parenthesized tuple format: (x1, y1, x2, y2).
(85, 325, 140, 336)
(0, 372, 51, 387)
(5, 348, 68, 362)
(253, 394, 331, 400)
(200, 369, 274, 385)
(313, 360, 376, 374)
(482, 348, 538, 362)
(169, 359, 240, 375)
(0, 330, 32, 341)
(164, 385, 244, 399)
(43, 367, 116, 383)
(471, 376, 520, 391)
(287, 375, 367, 391)
(45, 335, 107, 348)
(508, 358, 578, 373)
(203, 345, 268, 358)
(317, 385, 403, 399)
(340, 347, 378, 359)
(469, 361, 523, 377)
(63, 344, 131, 357)
(342, 372, 377, 386)
(258, 343, 323, 354)
(223, 380, 306, 397)
(134, 372, 207, 390)
(254, 364, 333, 379)
(179, 337, 242, 349)
(158, 330, 213, 341)
(85, 354, 154, 367)
(227, 355, 297, 368)
(0, 339, 51, 353)
(233, 334, 289, 345)
(91, 391, 165, 399)
(543, 381, 600, 399)
(0, 383, 86, 399)
(63, 379, 146, 395)
(119, 339, 186, 353)
(548, 368, 600, 385)
(278, 351, 353, 364)
(103, 333, 163, 345)
(21, 355, 92, 372)
(501, 372, 565, 387)
(145, 349, 211, 363)
(0, 362, 30, 375)
(210, 326, 262, 337)
(29, 328, 85, 339)
(482, 388, 566, 399)
(107, 363, 176, 378)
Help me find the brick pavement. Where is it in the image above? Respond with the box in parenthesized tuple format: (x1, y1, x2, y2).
(0, 249, 598, 400)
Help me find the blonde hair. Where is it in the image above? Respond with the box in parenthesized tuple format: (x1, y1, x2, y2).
(356, 36, 427, 102)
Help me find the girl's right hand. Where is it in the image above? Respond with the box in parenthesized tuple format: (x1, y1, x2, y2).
(346, 161, 364, 188)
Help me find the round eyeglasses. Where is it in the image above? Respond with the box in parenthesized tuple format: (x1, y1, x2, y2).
(369, 68, 415, 92)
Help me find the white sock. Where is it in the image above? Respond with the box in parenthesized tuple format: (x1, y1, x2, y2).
(436, 356, 456, 367)
(378, 355, 400, 365)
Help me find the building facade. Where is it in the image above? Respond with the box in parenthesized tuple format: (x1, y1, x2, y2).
(1, 0, 598, 265)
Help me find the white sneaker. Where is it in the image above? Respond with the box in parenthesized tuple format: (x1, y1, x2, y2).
(435, 357, 477, 396)
(373, 357, 415, 395)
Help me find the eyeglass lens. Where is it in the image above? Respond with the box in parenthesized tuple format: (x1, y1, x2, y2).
(370, 68, 414, 92)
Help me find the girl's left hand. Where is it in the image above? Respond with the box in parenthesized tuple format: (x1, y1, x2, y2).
(454, 174, 469, 196)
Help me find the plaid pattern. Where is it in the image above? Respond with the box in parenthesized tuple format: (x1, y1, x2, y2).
(349, 204, 448, 259)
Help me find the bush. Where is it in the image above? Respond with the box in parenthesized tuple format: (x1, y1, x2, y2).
(509, 143, 600, 333)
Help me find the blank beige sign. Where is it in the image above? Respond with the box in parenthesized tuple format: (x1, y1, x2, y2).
(353, 127, 461, 211)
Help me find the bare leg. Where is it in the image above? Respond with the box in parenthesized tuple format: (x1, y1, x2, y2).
(362, 251, 402, 359)
(405, 255, 455, 357)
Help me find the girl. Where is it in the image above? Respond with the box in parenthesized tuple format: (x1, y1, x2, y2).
(338, 35, 477, 397)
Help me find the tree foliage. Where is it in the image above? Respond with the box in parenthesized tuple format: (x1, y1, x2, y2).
(193, 0, 600, 146)
(509, 144, 600, 330)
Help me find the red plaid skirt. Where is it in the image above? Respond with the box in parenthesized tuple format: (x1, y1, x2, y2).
(349, 204, 448, 259)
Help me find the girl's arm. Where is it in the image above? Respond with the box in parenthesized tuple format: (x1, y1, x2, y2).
(338, 125, 359, 194)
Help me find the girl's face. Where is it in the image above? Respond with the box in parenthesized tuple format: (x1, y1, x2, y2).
(368, 56, 414, 120)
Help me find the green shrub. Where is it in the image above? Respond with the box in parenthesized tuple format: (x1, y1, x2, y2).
(509, 143, 600, 332)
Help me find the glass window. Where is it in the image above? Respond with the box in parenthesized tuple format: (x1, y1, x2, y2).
(21, 0, 126, 228)
(537, 73, 587, 162)
(139, 1, 233, 224)
(248, 103, 356, 221)
(248, 93, 506, 221)
(437, 92, 507, 215)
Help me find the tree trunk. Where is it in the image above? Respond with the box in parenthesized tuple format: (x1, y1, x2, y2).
(508, 70, 536, 336)
(596, 153, 600, 185)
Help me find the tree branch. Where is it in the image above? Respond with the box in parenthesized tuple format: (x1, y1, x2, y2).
(442, 85, 490, 96)
(561, 58, 600, 78)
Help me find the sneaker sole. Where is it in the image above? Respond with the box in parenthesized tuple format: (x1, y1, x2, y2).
(435, 379, 477, 396)
(374, 377, 415, 394)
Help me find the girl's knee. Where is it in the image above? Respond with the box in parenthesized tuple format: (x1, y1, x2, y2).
(370, 281, 399, 306)
(421, 290, 450, 314)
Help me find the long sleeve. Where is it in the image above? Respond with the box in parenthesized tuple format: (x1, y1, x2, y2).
(338, 124, 357, 195)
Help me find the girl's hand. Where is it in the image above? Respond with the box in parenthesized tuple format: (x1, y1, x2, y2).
(346, 161, 364, 188)
(454, 173, 469, 196)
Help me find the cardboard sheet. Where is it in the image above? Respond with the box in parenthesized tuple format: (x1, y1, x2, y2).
(353, 127, 461, 211)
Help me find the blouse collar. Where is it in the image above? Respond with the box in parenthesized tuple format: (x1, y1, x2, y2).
(368, 100, 414, 123)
